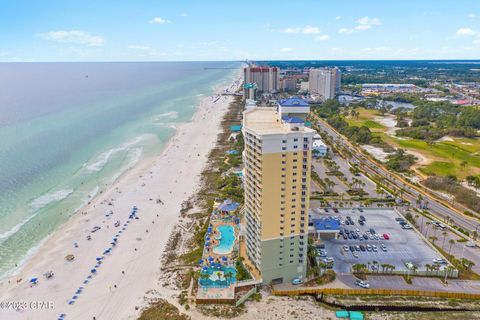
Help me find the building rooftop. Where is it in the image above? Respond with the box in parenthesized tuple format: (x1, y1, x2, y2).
(243, 107, 314, 135)
(278, 97, 309, 107)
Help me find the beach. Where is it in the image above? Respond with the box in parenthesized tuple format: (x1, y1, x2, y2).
(0, 74, 242, 320)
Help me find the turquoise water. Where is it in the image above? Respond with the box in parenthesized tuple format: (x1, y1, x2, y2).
(0, 62, 240, 277)
(213, 225, 236, 255)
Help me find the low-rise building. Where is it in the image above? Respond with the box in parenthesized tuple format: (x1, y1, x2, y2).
(312, 133, 328, 157)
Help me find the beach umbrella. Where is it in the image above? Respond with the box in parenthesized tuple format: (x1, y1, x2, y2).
(72, 295, 78, 300)
(83, 280, 89, 284)
(95, 264, 100, 268)
(206, 237, 211, 241)
(208, 256, 214, 261)
(113, 238, 118, 242)
(30, 278, 38, 283)
(68, 300, 75, 305)
(198, 259, 203, 265)
(122, 227, 126, 230)
(202, 266, 209, 272)
(96, 257, 102, 261)
(75, 289, 82, 294)
(91, 269, 97, 274)
(222, 256, 227, 261)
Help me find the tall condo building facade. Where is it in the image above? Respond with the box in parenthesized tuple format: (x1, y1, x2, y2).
(242, 98, 315, 284)
(243, 66, 279, 99)
(309, 67, 341, 100)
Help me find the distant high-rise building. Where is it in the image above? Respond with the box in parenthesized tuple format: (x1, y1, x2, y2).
(309, 67, 341, 100)
(280, 78, 297, 92)
(242, 98, 314, 284)
(243, 65, 279, 98)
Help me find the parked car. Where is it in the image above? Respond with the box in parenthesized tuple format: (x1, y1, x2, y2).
(360, 215, 366, 221)
(355, 245, 361, 251)
(360, 245, 366, 251)
(395, 217, 405, 222)
(292, 278, 304, 285)
(358, 220, 365, 226)
(363, 234, 368, 240)
(353, 252, 359, 258)
(343, 245, 349, 252)
(372, 245, 378, 252)
(333, 208, 339, 213)
(355, 280, 370, 289)
(359, 208, 364, 212)
(402, 224, 413, 230)
(383, 233, 390, 240)
(343, 234, 347, 240)
(369, 228, 376, 234)
(433, 258, 448, 265)
(381, 244, 387, 252)
(349, 245, 355, 251)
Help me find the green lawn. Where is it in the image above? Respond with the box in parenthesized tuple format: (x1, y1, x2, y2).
(382, 135, 480, 178)
(346, 108, 387, 132)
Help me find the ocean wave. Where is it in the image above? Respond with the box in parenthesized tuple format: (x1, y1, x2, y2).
(153, 122, 177, 130)
(155, 111, 178, 120)
(0, 189, 73, 243)
(86, 148, 119, 172)
(30, 189, 74, 211)
(85, 135, 148, 172)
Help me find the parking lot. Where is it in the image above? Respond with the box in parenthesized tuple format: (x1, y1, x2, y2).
(312, 208, 443, 274)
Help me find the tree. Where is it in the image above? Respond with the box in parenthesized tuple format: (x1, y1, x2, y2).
(200, 273, 210, 287)
(448, 239, 455, 255)
(441, 231, 448, 249)
(225, 271, 233, 285)
(430, 236, 438, 245)
(425, 264, 431, 275)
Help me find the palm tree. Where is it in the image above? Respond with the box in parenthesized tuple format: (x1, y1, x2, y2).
(372, 260, 379, 273)
(448, 239, 455, 255)
(200, 273, 210, 288)
(381, 263, 388, 273)
(225, 271, 233, 285)
(425, 222, 431, 238)
(473, 230, 478, 241)
(441, 231, 448, 249)
(425, 264, 431, 275)
(430, 236, 438, 245)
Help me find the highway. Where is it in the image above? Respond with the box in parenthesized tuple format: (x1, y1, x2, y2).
(310, 113, 480, 236)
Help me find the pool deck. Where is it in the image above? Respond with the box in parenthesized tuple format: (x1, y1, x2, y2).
(196, 200, 242, 303)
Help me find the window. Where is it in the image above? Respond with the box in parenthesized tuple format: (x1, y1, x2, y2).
(282, 140, 287, 143)
(282, 147, 286, 151)
(303, 137, 308, 142)
(293, 145, 298, 149)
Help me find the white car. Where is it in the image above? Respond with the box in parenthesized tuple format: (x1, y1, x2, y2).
(433, 258, 448, 265)
(466, 242, 476, 248)
(355, 280, 370, 288)
(343, 245, 349, 252)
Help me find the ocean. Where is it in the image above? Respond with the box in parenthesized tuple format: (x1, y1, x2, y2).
(0, 61, 240, 277)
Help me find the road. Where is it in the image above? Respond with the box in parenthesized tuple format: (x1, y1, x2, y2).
(311, 113, 480, 236)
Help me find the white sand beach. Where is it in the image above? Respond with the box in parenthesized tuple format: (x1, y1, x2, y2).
(0, 75, 242, 320)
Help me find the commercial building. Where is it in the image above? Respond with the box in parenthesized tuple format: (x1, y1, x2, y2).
(312, 133, 328, 157)
(242, 97, 315, 284)
(243, 65, 279, 98)
(309, 67, 341, 100)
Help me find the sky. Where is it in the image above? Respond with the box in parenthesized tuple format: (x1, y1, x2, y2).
(1, 0, 480, 62)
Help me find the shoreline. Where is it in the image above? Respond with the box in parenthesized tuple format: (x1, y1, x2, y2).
(0, 70, 242, 320)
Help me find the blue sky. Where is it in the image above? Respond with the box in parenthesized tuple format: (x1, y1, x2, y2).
(1, 0, 479, 61)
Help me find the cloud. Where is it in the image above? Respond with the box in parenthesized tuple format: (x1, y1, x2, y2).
(128, 45, 151, 50)
(302, 26, 320, 34)
(149, 17, 171, 24)
(38, 30, 104, 46)
(315, 35, 330, 41)
(281, 27, 301, 34)
(280, 26, 321, 34)
(468, 13, 477, 19)
(180, 13, 188, 17)
(338, 28, 353, 35)
(355, 16, 381, 31)
(279, 47, 293, 52)
(456, 28, 477, 36)
(335, 16, 342, 20)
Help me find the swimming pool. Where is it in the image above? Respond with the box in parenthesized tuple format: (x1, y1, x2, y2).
(200, 266, 237, 288)
(213, 225, 236, 255)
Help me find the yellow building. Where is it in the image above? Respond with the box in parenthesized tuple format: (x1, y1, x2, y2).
(242, 98, 314, 284)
